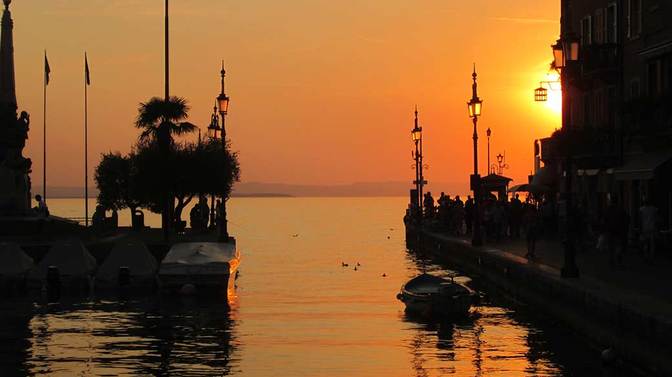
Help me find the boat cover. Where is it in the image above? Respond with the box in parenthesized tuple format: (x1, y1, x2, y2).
(96, 240, 157, 283)
(31, 239, 97, 279)
(161, 241, 237, 267)
(0, 242, 34, 276)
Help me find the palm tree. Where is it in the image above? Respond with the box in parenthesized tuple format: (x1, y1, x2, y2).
(135, 96, 197, 236)
(135, 96, 197, 150)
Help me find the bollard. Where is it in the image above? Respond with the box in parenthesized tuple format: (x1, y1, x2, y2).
(118, 266, 131, 287)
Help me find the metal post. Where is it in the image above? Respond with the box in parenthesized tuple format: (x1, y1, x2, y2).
(43, 56, 47, 202)
(164, 0, 169, 101)
(84, 56, 88, 227)
(219, 111, 229, 242)
(487, 131, 490, 174)
(472, 117, 482, 246)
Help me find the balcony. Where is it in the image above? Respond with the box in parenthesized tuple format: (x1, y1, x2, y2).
(540, 128, 618, 168)
(580, 44, 620, 82)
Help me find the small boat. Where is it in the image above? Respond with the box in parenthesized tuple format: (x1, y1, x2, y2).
(0, 242, 33, 293)
(397, 273, 474, 317)
(29, 239, 97, 293)
(158, 240, 240, 295)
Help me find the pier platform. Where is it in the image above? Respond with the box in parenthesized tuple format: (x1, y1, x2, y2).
(412, 228, 672, 376)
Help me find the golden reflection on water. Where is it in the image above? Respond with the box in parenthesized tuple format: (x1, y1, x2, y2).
(1, 198, 615, 376)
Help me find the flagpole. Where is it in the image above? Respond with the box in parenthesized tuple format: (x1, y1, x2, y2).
(84, 53, 89, 227)
(165, 0, 169, 100)
(43, 51, 47, 202)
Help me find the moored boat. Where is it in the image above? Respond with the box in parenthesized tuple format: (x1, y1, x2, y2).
(397, 273, 474, 318)
(0, 242, 33, 293)
(158, 239, 240, 295)
(28, 239, 97, 294)
(96, 239, 158, 290)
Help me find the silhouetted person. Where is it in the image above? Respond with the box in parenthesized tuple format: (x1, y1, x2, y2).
(198, 196, 210, 229)
(423, 192, 435, 219)
(465, 196, 474, 234)
(92, 205, 105, 232)
(510, 194, 523, 238)
(604, 198, 629, 267)
(524, 205, 541, 259)
(33, 194, 49, 217)
(110, 209, 118, 229)
(639, 199, 659, 260)
(216, 199, 224, 226)
(190, 203, 202, 231)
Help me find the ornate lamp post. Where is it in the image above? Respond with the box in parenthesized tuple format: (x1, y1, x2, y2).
(216, 62, 231, 242)
(411, 108, 424, 217)
(468, 66, 483, 246)
(207, 102, 221, 228)
(555, 0, 580, 278)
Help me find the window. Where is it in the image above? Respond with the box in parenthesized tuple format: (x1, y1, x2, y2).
(627, 0, 642, 39)
(606, 3, 618, 43)
(648, 55, 672, 97)
(649, 60, 662, 96)
(594, 9, 604, 44)
(581, 16, 593, 46)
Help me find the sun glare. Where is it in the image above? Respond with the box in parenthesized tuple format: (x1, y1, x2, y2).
(543, 72, 562, 115)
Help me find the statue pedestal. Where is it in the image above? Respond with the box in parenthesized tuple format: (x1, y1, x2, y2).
(0, 164, 29, 215)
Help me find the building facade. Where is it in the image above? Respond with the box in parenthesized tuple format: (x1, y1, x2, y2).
(540, 0, 672, 228)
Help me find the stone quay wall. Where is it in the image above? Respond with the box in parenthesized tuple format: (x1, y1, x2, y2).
(416, 230, 672, 376)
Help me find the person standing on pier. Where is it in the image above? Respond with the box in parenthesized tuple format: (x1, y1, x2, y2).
(639, 199, 659, 260)
(465, 196, 474, 235)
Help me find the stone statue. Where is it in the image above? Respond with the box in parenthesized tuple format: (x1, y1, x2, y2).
(0, 0, 32, 215)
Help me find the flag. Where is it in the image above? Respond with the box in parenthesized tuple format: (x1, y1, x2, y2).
(85, 53, 90, 86)
(44, 52, 50, 85)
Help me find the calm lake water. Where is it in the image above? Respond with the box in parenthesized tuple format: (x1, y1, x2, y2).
(1, 197, 632, 376)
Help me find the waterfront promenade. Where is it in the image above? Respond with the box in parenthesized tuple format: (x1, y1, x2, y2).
(455, 234, 672, 307)
(416, 228, 672, 376)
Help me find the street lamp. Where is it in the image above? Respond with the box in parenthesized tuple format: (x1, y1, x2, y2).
(411, 107, 425, 218)
(467, 65, 483, 246)
(207, 102, 221, 139)
(552, 38, 579, 70)
(216, 61, 231, 242)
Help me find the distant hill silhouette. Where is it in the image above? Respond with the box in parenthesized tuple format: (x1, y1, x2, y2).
(232, 181, 469, 197)
(35, 181, 469, 199)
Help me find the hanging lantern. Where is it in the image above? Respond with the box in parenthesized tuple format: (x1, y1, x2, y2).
(534, 86, 548, 102)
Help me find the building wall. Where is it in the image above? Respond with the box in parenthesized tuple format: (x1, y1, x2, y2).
(541, 0, 672, 228)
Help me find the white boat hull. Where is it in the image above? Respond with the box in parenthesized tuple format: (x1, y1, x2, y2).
(159, 240, 240, 295)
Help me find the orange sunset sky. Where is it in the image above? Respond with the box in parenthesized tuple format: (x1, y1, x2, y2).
(13, 0, 561, 191)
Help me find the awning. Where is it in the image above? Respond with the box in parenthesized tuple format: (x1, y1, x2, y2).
(614, 151, 672, 181)
(531, 166, 557, 187)
(508, 183, 551, 194)
(577, 169, 600, 176)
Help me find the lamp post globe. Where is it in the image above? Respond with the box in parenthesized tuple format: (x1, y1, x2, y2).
(412, 126, 422, 142)
(207, 103, 221, 139)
